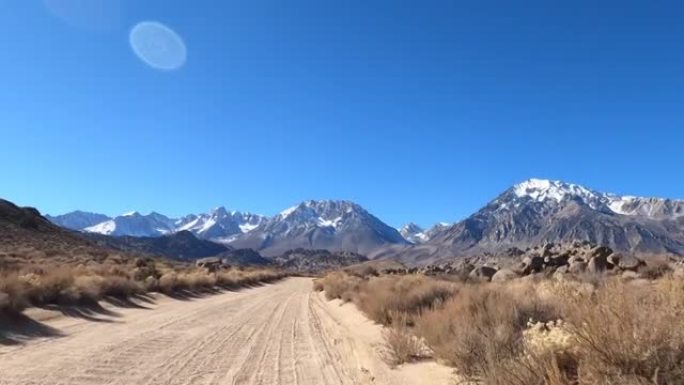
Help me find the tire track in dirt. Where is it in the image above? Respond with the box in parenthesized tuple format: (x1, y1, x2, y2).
(0, 278, 453, 385)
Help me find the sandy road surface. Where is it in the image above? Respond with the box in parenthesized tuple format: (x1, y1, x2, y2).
(0, 278, 453, 385)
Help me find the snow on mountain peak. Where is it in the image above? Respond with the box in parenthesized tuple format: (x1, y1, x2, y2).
(512, 179, 597, 203)
(400, 223, 423, 234)
(279, 205, 298, 219)
(506, 178, 684, 219)
(399, 223, 428, 244)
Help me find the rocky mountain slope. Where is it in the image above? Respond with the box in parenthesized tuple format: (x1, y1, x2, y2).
(3, 198, 369, 273)
(85, 230, 230, 261)
(175, 207, 267, 241)
(0, 199, 136, 267)
(214, 248, 272, 266)
(399, 222, 451, 244)
(228, 200, 408, 256)
(44, 179, 684, 263)
(271, 248, 368, 272)
(84, 211, 176, 237)
(399, 223, 426, 244)
(379, 179, 684, 265)
(46, 211, 111, 231)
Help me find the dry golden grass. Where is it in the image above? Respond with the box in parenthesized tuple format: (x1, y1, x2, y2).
(383, 324, 426, 366)
(0, 207, 286, 314)
(563, 279, 684, 384)
(355, 274, 456, 326)
(316, 271, 363, 301)
(416, 281, 567, 384)
(315, 271, 457, 326)
(0, 251, 285, 314)
(316, 271, 684, 383)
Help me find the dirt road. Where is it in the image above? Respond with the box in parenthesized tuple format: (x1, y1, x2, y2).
(0, 278, 453, 385)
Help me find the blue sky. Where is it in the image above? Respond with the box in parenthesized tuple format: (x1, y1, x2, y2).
(1, 0, 683, 228)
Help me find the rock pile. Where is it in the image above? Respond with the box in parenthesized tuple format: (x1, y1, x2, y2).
(413, 242, 681, 282)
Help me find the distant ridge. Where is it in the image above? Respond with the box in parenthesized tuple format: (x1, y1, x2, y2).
(46, 179, 684, 262)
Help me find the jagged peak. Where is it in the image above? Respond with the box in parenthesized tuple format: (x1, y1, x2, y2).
(511, 178, 598, 203)
(279, 200, 363, 219)
(400, 222, 424, 233)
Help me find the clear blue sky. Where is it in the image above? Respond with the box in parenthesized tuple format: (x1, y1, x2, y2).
(1, 0, 683, 228)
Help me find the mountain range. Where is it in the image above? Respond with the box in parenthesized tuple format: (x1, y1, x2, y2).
(48, 208, 268, 240)
(45, 179, 684, 263)
(399, 222, 451, 244)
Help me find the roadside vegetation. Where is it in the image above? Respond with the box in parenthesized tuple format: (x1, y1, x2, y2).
(314, 268, 684, 384)
(0, 247, 285, 314)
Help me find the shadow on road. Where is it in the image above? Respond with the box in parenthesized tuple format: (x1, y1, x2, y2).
(0, 312, 64, 346)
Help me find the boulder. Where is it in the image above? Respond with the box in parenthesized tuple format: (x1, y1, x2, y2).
(542, 243, 556, 257)
(607, 253, 621, 267)
(587, 256, 607, 274)
(195, 257, 222, 272)
(461, 263, 476, 275)
(618, 255, 642, 271)
(591, 246, 613, 259)
(469, 266, 497, 281)
(522, 255, 545, 274)
(504, 247, 525, 257)
(568, 255, 585, 264)
(491, 268, 519, 282)
(545, 253, 570, 267)
(569, 261, 587, 274)
(621, 270, 641, 280)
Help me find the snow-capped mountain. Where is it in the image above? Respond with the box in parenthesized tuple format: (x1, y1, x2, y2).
(508, 178, 684, 218)
(47, 179, 684, 262)
(399, 223, 426, 243)
(49, 207, 267, 240)
(84, 211, 175, 237)
(399, 222, 453, 244)
(228, 200, 408, 256)
(175, 207, 267, 241)
(46, 211, 112, 231)
(411, 178, 684, 260)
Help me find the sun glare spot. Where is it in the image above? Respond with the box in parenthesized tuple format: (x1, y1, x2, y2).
(129, 21, 187, 71)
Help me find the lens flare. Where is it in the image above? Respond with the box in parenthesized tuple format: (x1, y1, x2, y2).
(129, 21, 187, 71)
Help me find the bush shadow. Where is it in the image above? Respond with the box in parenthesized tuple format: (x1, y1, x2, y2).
(0, 312, 64, 346)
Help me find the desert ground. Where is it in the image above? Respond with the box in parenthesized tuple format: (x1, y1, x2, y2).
(0, 277, 453, 385)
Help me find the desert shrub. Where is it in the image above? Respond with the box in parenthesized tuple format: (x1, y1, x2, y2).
(24, 268, 76, 304)
(416, 282, 559, 377)
(317, 271, 684, 385)
(315, 271, 458, 325)
(158, 272, 178, 294)
(639, 260, 673, 280)
(133, 259, 162, 281)
(312, 279, 324, 291)
(178, 271, 217, 290)
(319, 271, 363, 301)
(346, 264, 378, 278)
(564, 278, 684, 384)
(384, 325, 425, 366)
(356, 274, 456, 326)
(61, 274, 104, 302)
(0, 274, 29, 312)
(0, 245, 285, 314)
(99, 275, 143, 298)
